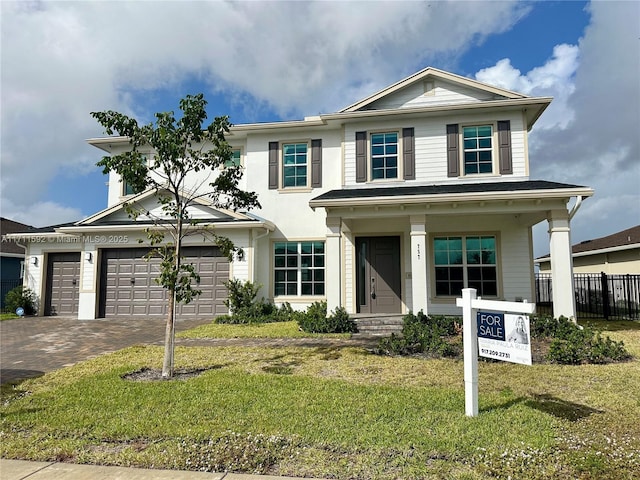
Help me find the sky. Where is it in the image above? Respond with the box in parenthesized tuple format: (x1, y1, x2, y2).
(1, 0, 639, 258)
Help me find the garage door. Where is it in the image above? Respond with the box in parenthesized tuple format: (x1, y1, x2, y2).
(99, 246, 229, 318)
(45, 252, 81, 316)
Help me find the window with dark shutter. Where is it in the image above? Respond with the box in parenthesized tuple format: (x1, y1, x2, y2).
(497, 120, 512, 175)
(402, 127, 415, 180)
(446, 124, 459, 177)
(311, 139, 322, 188)
(355, 131, 367, 183)
(268, 141, 279, 189)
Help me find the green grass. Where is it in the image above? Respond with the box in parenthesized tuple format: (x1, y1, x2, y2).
(1, 322, 639, 479)
(0, 313, 19, 321)
(177, 320, 350, 339)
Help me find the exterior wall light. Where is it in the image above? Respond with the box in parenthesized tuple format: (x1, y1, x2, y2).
(30, 256, 38, 266)
(85, 252, 92, 262)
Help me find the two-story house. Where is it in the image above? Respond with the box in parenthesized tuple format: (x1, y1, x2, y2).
(12, 67, 593, 320)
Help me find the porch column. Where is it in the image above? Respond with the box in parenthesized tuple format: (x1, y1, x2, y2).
(548, 210, 576, 321)
(410, 215, 428, 314)
(325, 216, 342, 313)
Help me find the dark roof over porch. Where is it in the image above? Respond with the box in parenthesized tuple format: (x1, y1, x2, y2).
(311, 180, 587, 203)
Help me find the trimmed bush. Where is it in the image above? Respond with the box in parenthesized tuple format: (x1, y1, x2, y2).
(4, 286, 36, 315)
(531, 315, 631, 364)
(296, 301, 358, 334)
(376, 311, 460, 357)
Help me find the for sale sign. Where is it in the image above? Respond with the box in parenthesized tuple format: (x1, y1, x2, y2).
(477, 312, 532, 365)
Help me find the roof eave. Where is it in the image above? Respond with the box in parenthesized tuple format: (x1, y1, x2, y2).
(309, 187, 594, 209)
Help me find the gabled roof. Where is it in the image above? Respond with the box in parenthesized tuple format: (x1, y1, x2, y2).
(339, 66, 528, 113)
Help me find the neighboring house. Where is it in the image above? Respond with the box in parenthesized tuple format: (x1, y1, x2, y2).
(536, 225, 640, 274)
(0, 217, 33, 309)
(8, 67, 593, 320)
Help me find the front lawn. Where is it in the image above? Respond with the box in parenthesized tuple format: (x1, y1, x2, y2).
(1, 321, 639, 479)
(178, 320, 350, 340)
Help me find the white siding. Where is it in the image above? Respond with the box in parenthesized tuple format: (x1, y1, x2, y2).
(367, 80, 496, 111)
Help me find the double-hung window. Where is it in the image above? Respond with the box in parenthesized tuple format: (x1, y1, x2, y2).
(434, 235, 497, 297)
(274, 241, 325, 296)
(283, 143, 308, 188)
(371, 132, 398, 180)
(463, 125, 493, 175)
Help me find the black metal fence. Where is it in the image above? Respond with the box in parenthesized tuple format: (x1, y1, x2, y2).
(535, 273, 640, 320)
(1, 279, 23, 311)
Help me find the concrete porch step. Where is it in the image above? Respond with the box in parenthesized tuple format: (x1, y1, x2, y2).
(353, 314, 405, 338)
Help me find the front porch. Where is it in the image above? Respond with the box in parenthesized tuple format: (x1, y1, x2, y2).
(312, 181, 594, 321)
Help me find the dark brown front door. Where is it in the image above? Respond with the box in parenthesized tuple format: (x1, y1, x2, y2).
(45, 252, 81, 316)
(356, 236, 401, 314)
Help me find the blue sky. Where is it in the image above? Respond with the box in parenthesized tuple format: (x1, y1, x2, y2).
(1, 1, 638, 257)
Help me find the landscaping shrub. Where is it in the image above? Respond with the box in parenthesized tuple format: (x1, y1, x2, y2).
(4, 286, 36, 315)
(296, 301, 358, 334)
(375, 311, 460, 357)
(531, 315, 631, 364)
(217, 279, 295, 324)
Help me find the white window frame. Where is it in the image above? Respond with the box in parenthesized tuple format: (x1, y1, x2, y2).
(280, 141, 310, 190)
(460, 123, 497, 177)
(369, 130, 402, 182)
(273, 240, 325, 298)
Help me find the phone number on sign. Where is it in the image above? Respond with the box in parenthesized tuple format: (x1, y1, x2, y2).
(481, 349, 510, 359)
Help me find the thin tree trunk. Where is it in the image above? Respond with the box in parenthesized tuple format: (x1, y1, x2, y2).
(162, 291, 175, 378)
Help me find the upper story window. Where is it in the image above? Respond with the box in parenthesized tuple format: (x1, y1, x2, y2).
(224, 148, 242, 169)
(122, 153, 147, 196)
(371, 132, 398, 180)
(463, 125, 493, 175)
(269, 140, 322, 190)
(447, 121, 512, 178)
(282, 143, 308, 188)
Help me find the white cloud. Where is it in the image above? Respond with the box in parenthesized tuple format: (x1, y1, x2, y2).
(482, 1, 640, 256)
(1, 0, 530, 226)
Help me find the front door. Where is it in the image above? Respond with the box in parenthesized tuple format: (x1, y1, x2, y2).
(356, 236, 402, 314)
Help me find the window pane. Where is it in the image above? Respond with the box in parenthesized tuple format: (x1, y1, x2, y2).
(301, 283, 312, 295)
(314, 284, 325, 295)
(478, 125, 492, 137)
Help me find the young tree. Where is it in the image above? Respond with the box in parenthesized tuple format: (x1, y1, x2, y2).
(92, 94, 260, 378)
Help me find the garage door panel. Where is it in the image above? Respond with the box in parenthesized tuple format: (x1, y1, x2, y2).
(45, 253, 81, 316)
(100, 246, 229, 318)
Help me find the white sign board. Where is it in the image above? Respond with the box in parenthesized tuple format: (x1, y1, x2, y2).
(477, 311, 532, 365)
(456, 289, 536, 417)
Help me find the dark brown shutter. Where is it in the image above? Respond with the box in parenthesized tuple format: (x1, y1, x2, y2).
(311, 139, 322, 188)
(446, 124, 459, 177)
(402, 127, 415, 180)
(497, 120, 512, 175)
(268, 141, 279, 189)
(355, 131, 367, 183)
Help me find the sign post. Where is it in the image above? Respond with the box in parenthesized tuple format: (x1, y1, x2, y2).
(456, 288, 535, 417)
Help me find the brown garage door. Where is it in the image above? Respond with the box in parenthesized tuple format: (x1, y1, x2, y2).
(99, 246, 229, 318)
(45, 252, 81, 316)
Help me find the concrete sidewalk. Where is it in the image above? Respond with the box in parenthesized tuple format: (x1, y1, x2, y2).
(0, 459, 328, 480)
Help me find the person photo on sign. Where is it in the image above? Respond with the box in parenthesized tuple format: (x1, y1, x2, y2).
(507, 316, 529, 344)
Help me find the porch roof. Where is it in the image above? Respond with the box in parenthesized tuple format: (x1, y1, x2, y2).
(310, 180, 593, 209)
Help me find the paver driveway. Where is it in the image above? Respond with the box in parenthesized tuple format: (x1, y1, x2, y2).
(0, 316, 213, 385)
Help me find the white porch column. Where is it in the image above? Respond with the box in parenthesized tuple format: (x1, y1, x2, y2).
(410, 215, 428, 314)
(548, 210, 576, 321)
(325, 216, 342, 313)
